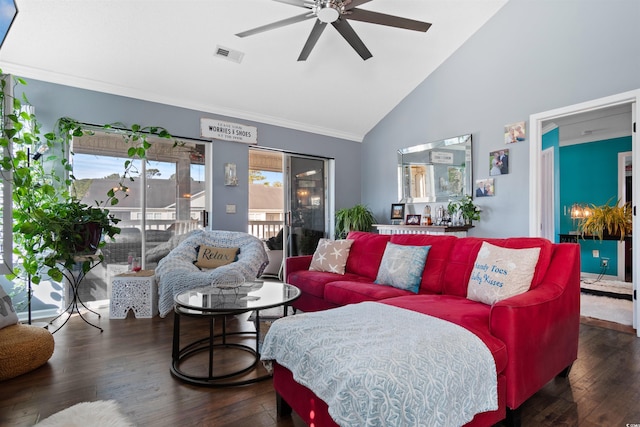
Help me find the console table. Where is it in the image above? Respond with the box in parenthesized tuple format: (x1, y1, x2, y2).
(373, 224, 473, 238)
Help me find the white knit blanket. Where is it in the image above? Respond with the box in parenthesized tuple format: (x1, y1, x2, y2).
(261, 302, 497, 427)
(155, 230, 268, 317)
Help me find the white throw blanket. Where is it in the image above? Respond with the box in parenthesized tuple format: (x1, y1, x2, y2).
(261, 302, 497, 427)
(155, 230, 268, 317)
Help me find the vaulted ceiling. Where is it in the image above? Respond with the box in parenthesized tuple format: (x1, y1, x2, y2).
(0, 0, 508, 142)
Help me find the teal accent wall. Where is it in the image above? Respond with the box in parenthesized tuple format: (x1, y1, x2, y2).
(542, 128, 560, 242)
(559, 136, 632, 275)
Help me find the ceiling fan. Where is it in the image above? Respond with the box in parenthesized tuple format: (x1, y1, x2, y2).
(236, 0, 431, 61)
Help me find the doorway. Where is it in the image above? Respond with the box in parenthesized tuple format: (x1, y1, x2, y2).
(248, 149, 331, 279)
(529, 89, 639, 335)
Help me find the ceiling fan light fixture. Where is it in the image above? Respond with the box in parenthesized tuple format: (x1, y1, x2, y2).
(314, 0, 344, 23)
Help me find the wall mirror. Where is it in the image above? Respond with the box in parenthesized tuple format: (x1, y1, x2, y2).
(398, 134, 472, 203)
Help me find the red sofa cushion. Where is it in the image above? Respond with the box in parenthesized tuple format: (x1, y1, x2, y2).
(324, 280, 417, 306)
(389, 234, 457, 294)
(287, 270, 372, 298)
(442, 237, 554, 297)
(344, 231, 391, 279)
(381, 295, 508, 374)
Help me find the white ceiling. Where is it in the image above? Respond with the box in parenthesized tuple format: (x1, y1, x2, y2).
(0, 0, 508, 142)
(543, 104, 633, 147)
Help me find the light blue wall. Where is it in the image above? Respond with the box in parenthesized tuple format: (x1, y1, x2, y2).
(362, 0, 640, 238)
(20, 79, 363, 232)
(560, 137, 632, 274)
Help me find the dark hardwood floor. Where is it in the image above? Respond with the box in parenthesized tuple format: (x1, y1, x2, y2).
(1, 309, 638, 427)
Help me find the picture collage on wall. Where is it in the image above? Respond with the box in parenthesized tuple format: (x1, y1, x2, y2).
(475, 121, 526, 197)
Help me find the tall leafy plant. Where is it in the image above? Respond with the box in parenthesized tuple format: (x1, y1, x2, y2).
(335, 204, 376, 239)
(0, 72, 175, 286)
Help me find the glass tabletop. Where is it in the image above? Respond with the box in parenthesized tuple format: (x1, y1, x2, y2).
(174, 281, 300, 314)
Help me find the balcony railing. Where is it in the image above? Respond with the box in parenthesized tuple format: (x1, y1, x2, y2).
(248, 221, 283, 240)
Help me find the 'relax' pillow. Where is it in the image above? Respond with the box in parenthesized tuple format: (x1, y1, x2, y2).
(0, 286, 19, 330)
(467, 241, 541, 305)
(195, 245, 239, 269)
(375, 242, 431, 293)
(309, 239, 354, 274)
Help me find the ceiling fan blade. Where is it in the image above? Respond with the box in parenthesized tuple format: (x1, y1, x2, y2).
(347, 8, 431, 32)
(236, 12, 315, 38)
(273, 0, 314, 8)
(332, 18, 372, 60)
(298, 20, 327, 61)
(343, 0, 373, 11)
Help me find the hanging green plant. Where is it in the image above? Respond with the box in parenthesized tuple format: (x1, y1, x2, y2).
(0, 72, 176, 285)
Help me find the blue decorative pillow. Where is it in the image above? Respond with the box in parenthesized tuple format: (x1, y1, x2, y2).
(374, 243, 431, 293)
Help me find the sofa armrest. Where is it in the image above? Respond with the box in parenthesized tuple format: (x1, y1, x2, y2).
(489, 243, 580, 410)
(285, 255, 313, 282)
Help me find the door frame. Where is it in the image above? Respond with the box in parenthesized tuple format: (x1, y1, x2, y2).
(529, 89, 640, 335)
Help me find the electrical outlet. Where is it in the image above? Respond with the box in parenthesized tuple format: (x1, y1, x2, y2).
(600, 258, 609, 268)
(592, 250, 599, 258)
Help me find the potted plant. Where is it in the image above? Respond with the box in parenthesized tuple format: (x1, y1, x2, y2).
(1, 73, 174, 285)
(335, 204, 377, 239)
(578, 198, 631, 241)
(447, 195, 480, 225)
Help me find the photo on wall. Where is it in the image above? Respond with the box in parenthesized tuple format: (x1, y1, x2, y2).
(489, 149, 509, 176)
(505, 121, 526, 144)
(475, 178, 495, 197)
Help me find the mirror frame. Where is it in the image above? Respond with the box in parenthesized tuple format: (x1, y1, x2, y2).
(397, 134, 473, 203)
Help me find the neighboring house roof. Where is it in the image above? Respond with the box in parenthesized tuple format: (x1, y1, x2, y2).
(249, 184, 283, 211)
(78, 179, 205, 209)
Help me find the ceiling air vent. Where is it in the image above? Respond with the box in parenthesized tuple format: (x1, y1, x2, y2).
(215, 45, 244, 64)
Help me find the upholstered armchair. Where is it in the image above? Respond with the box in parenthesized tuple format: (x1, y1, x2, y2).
(155, 230, 268, 317)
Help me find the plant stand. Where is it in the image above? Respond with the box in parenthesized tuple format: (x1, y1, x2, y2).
(48, 255, 103, 333)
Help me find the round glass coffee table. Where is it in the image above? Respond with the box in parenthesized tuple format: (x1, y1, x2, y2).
(171, 281, 300, 387)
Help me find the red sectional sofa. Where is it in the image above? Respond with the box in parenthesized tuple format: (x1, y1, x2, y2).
(278, 231, 581, 427)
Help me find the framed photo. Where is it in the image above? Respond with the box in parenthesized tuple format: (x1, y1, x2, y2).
(475, 178, 495, 197)
(505, 121, 526, 144)
(391, 203, 405, 220)
(406, 214, 421, 225)
(489, 149, 509, 176)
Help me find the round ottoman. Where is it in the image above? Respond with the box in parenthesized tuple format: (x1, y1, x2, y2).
(0, 323, 55, 381)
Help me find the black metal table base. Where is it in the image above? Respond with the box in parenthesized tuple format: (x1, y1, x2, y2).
(171, 308, 270, 387)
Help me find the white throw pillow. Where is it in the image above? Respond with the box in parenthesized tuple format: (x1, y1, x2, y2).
(467, 241, 541, 305)
(309, 239, 354, 274)
(0, 285, 19, 330)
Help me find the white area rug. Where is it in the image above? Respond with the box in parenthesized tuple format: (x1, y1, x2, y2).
(37, 400, 134, 427)
(580, 277, 633, 326)
(581, 293, 633, 326)
(581, 277, 633, 297)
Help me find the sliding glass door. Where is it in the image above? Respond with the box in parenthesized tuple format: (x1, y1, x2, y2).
(248, 149, 330, 279)
(285, 155, 327, 257)
(28, 131, 209, 312)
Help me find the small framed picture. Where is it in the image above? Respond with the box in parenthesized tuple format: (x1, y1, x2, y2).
(406, 214, 421, 225)
(391, 203, 405, 220)
(489, 149, 509, 176)
(475, 178, 495, 197)
(505, 121, 526, 144)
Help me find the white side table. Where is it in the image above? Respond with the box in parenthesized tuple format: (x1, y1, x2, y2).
(110, 270, 157, 319)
